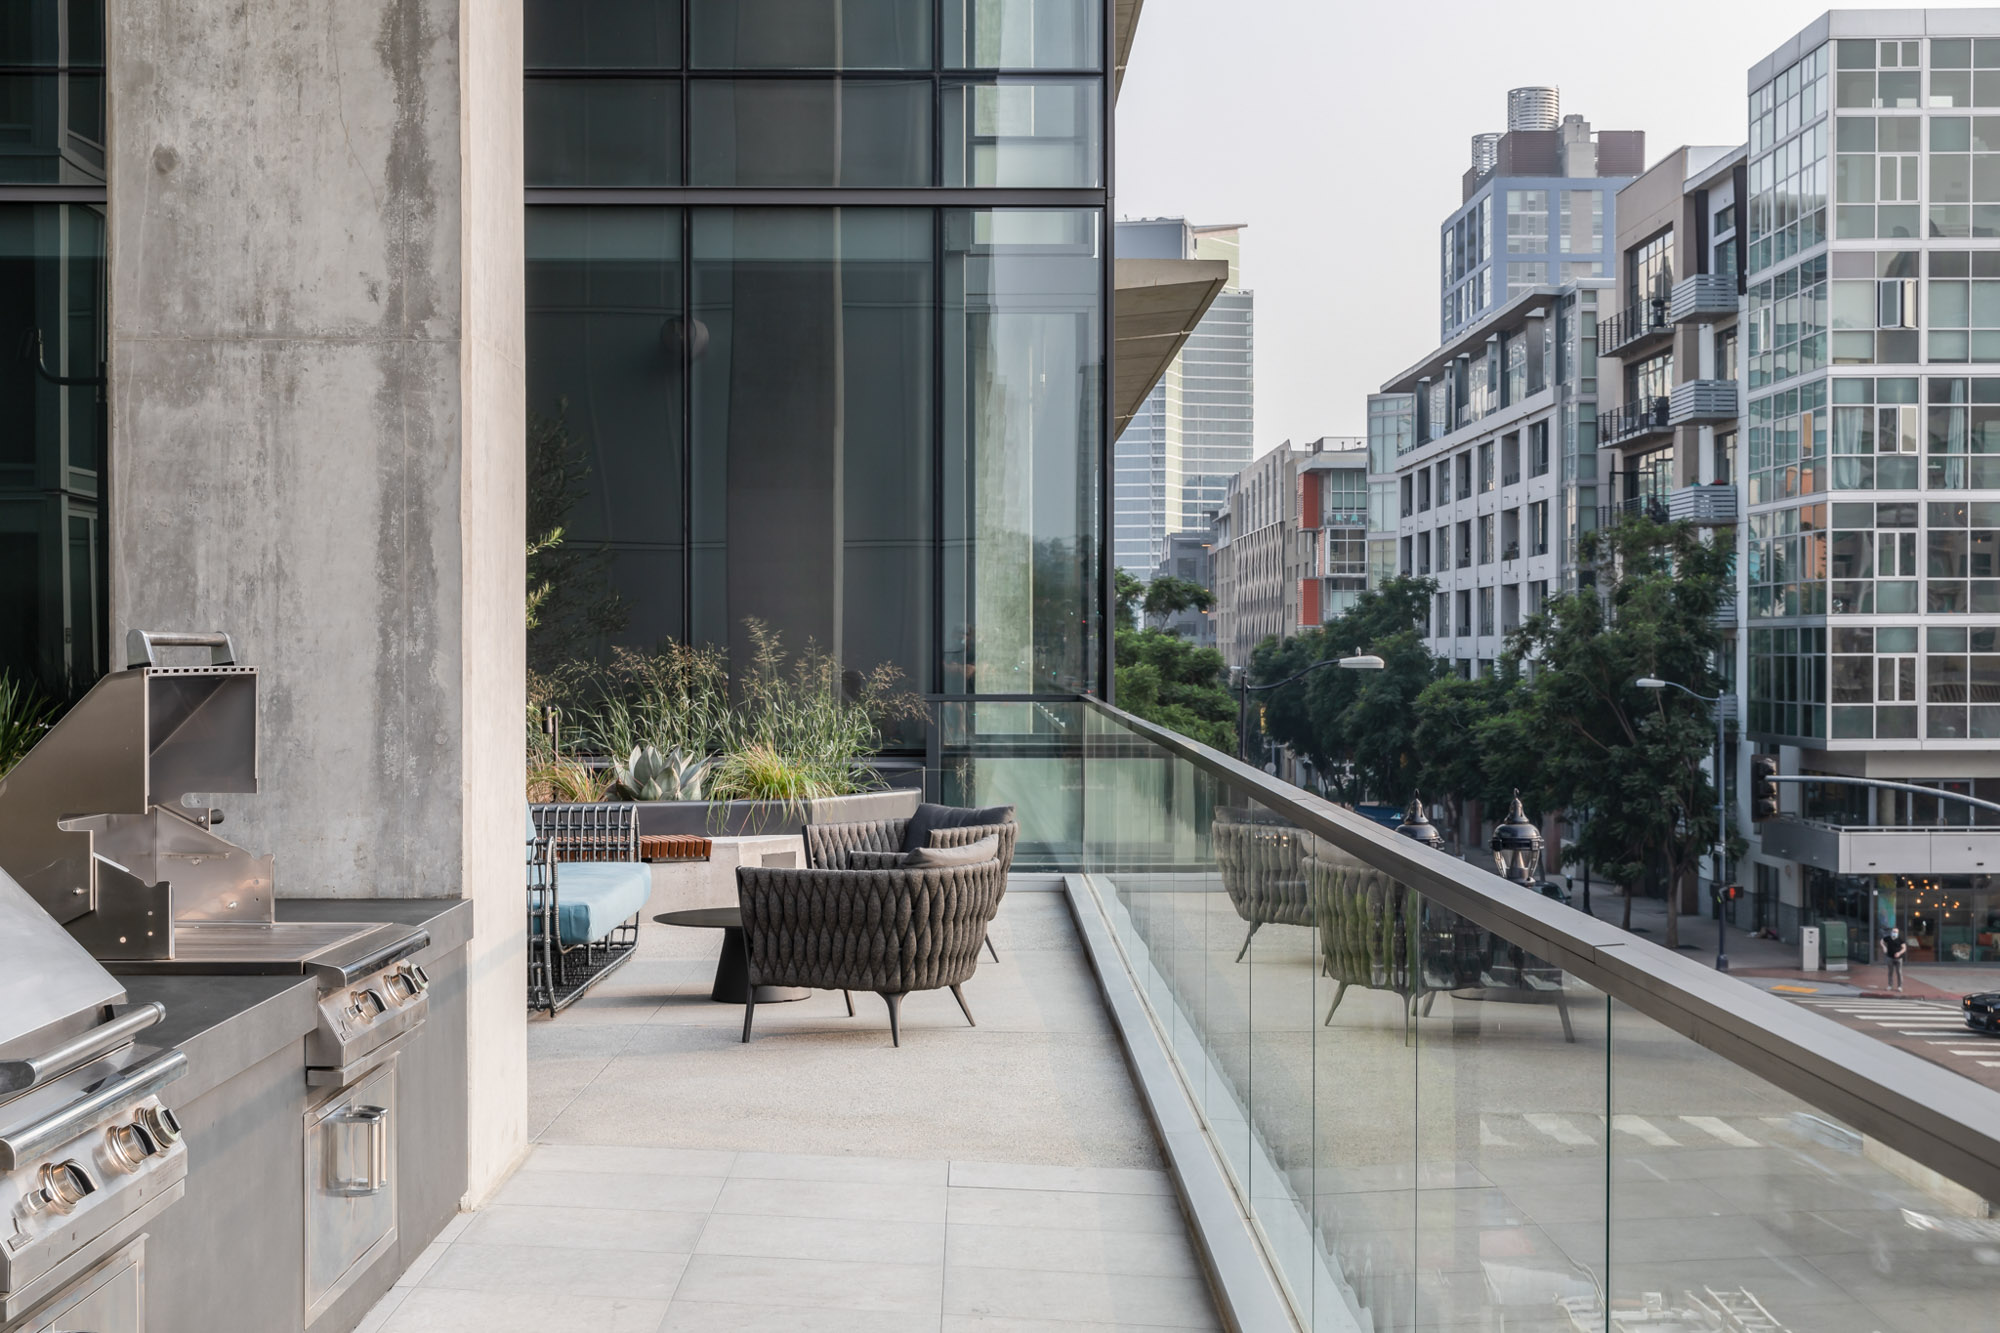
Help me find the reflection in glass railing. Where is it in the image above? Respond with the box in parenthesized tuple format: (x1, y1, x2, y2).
(958, 701, 2000, 1333)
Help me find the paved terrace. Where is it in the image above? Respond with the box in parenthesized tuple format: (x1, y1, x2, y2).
(355, 888, 1224, 1332)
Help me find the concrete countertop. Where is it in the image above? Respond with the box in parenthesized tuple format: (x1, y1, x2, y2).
(276, 897, 475, 959)
(111, 974, 318, 1107)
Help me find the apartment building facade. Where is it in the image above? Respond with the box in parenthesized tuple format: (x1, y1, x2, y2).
(1149, 528, 1217, 645)
(1440, 87, 1644, 342)
(1374, 282, 1613, 674)
(1740, 11, 2000, 965)
(1211, 438, 1362, 669)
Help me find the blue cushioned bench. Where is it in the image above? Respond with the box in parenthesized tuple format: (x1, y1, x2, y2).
(528, 803, 650, 1014)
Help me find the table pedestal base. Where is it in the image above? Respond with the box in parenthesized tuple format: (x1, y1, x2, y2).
(712, 927, 812, 1005)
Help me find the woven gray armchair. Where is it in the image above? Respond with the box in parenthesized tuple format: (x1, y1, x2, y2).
(735, 858, 1007, 1046)
(804, 817, 1017, 961)
(1213, 810, 1312, 963)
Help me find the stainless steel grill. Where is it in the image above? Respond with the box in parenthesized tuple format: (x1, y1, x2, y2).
(0, 631, 432, 1080)
(0, 867, 187, 1328)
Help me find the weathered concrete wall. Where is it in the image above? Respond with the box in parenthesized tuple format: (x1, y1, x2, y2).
(107, 0, 526, 1200)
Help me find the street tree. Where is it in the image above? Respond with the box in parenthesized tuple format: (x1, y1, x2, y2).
(1508, 517, 1732, 947)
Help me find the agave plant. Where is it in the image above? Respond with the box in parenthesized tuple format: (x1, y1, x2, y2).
(0, 672, 56, 780)
(610, 743, 712, 801)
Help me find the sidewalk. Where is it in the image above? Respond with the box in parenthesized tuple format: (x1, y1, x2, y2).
(1574, 889, 1974, 999)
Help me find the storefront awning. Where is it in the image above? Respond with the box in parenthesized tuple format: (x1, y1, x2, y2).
(1113, 256, 1228, 436)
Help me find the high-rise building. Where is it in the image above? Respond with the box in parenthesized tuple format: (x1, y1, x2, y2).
(1440, 87, 1645, 342)
(1369, 90, 1643, 676)
(1114, 218, 1254, 573)
(1736, 13, 2000, 965)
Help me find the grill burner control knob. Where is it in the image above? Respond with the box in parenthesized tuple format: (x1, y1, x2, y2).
(409, 963, 431, 993)
(138, 1104, 183, 1148)
(346, 989, 387, 1021)
(36, 1161, 96, 1211)
(106, 1122, 159, 1170)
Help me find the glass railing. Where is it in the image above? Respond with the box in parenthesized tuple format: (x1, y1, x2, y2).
(936, 695, 2000, 1332)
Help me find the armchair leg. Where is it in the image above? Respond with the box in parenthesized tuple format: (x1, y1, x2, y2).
(1235, 921, 1262, 963)
(983, 934, 999, 963)
(742, 992, 757, 1044)
(949, 984, 976, 1028)
(842, 990, 855, 1017)
(880, 992, 905, 1047)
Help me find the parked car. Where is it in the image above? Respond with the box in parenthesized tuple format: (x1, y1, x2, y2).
(1534, 879, 1572, 906)
(1963, 991, 2000, 1034)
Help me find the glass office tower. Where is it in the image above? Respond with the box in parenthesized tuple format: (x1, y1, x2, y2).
(0, 0, 109, 698)
(524, 0, 1113, 720)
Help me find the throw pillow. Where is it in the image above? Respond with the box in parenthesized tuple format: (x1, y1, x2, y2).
(902, 802, 1016, 854)
(905, 834, 999, 869)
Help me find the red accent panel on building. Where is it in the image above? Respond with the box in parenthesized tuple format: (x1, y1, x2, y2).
(1299, 579, 1322, 627)
(1298, 472, 1321, 530)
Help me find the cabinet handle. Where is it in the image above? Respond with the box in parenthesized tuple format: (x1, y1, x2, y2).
(328, 1104, 390, 1196)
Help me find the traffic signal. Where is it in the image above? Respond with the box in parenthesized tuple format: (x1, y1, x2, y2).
(1751, 755, 1780, 822)
(1717, 883, 1743, 903)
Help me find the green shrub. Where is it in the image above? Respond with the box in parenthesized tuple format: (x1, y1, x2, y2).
(0, 672, 56, 780)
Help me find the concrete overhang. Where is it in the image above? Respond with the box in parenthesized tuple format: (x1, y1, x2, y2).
(1762, 818, 2000, 876)
(1115, 0, 1146, 98)
(1114, 256, 1229, 435)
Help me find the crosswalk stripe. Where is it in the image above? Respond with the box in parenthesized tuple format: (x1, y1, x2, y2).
(1525, 1113, 1596, 1146)
(1981, 1061, 2000, 1068)
(1679, 1115, 1760, 1147)
(1479, 1118, 1513, 1147)
(1611, 1115, 1679, 1147)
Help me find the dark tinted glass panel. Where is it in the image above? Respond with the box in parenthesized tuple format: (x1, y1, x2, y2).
(943, 0, 1102, 70)
(943, 209, 1103, 696)
(0, 202, 106, 695)
(526, 79, 680, 186)
(0, 72, 104, 183)
(691, 209, 935, 728)
(525, 207, 687, 665)
(689, 80, 931, 186)
(1, 1, 102, 65)
(526, 0, 681, 69)
(691, 0, 930, 69)
(942, 78, 1101, 187)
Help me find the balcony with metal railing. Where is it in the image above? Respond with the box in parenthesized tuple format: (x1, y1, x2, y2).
(1601, 395, 1672, 447)
(1668, 273, 1741, 324)
(1668, 378, 1741, 426)
(1666, 481, 1739, 525)
(1599, 296, 1671, 357)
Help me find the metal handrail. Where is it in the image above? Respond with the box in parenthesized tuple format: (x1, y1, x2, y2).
(1077, 696, 2000, 1203)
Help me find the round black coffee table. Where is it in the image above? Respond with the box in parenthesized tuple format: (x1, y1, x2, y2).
(654, 908, 810, 1005)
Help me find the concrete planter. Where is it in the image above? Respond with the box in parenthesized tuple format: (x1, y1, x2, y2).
(633, 787, 921, 838)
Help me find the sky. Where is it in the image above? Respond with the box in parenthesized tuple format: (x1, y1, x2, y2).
(1114, 0, 1945, 454)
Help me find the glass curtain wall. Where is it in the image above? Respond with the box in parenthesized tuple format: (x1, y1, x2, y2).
(0, 1, 107, 697)
(524, 0, 1110, 727)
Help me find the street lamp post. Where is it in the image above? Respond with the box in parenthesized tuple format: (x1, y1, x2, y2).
(1235, 648, 1385, 766)
(1637, 675, 1733, 971)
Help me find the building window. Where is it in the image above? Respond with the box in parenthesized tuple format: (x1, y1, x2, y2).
(1530, 500, 1550, 556)
(1478, 586, 1495, 635)
(1629, 228, 1675, 303)
(1455, 589, 1472, 634)
(1455, 452, 1472, 500)
(1924, 500, 2000, 613)
(1529, 420, 1552, 477)
(1456, 520, 1472, 569)
(1417, 469, 1431, 511)
(0, 0, 109, 698)
(1477, 441, 1494, 492)
(1507, 190, 1549, 254)
(1558, 190, 1603, 254)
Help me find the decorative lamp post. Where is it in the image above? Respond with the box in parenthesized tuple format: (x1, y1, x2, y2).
(1637, 675, 1734, 971)
(1489, 789, 1543, 885)
(1395, 794, 1444, 850)
(1234, 649, 1385, 764)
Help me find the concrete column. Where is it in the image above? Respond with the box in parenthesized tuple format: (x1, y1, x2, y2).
(106, 0, 527, 1203)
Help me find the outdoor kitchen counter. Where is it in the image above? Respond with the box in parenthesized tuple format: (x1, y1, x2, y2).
(104, 899, 473, 1333)
(275, 895, 476, 959)
(110, 973, 319, 1104)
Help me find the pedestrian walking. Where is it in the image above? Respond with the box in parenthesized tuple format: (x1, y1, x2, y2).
(1883, 927, 1907, 992)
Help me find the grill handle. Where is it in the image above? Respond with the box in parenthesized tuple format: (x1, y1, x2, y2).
(327, 1105, 390, 1196)
(0, 1048, 188, 1169)
(0, 1002, 165, 1098)
(127, 629, 238, 669)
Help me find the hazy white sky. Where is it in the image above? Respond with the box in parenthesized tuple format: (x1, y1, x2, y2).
(1114, 0, 1943, 453)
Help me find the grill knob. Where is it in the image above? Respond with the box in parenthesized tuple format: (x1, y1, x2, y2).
(40, 1160, 96, 1210)
(138, 1104, 183, 1148)
(106, 1122, 159, 1170)
(408, 964, 431, 993)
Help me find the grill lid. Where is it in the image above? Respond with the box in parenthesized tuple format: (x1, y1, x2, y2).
(0, 864, 125, 1063)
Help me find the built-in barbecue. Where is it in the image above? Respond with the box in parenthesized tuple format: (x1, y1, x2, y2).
(0, 631, 432, 1085)
(0, 866, 187, 1330)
